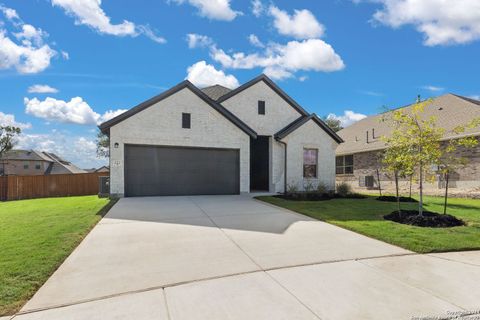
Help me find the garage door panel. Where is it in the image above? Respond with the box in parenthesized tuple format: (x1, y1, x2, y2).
(125, 145, 240, 196)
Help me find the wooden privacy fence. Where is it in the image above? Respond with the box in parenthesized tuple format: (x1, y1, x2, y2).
(0, 172, 108, 201)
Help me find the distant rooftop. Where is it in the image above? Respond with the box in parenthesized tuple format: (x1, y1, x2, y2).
(1, 149, 86, 174)
(336, 93, 480, 155)
(201, 84, 232, 101)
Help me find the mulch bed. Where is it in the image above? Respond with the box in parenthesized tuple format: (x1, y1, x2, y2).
(384, 210, 465, 228)
(274, 193, 366, 201)
(274, 193, 332, 201)
(376, 196, 418, 203)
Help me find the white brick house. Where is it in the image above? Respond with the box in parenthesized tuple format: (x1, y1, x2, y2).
(99, 75, 343, 197)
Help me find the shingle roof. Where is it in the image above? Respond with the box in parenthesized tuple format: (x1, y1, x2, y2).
(1, 149, 86, 174)
(0, 150, 46, 161)
(201, 84, 232, 101)
(275, 114, 343, 143)
(99, 80, 257, 138)
(336, 93, 480, 155)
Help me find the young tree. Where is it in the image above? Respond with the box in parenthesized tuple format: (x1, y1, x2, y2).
(382, 99, 443, 216)
(0, 126, 21, 157)
(322, 116, 343, 132)
(0, 126, 21, 175)
(382, 144, 413, 212)
(96, 131, 110, 158)
(437, 118, 480, 214)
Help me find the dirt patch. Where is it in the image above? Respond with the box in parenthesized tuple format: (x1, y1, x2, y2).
(384, 210, 465, 228)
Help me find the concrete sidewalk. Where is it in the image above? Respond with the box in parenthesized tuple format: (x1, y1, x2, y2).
(13, 195, 480, 320)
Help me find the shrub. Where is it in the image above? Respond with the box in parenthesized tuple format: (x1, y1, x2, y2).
(286, 183, 298, 194)
(303, 180, 315, 193)
(316, 182, 328, 194)
(336, 182, 352, 197)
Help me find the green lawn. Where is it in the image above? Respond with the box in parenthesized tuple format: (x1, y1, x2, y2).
(257, 195, 480, 254)
(0, 196, 113, 316)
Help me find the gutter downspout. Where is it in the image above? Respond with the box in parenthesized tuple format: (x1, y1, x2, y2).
(276, 138, 287, 193)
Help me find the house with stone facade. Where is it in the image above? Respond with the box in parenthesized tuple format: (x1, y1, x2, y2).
(335, 94, 480, 195)
(99, 74, 343, 197)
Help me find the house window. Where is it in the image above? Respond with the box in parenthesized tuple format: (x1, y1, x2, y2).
(35, 163, 41, 170)
(303, 148, 318, 178)
(182, 113, 191, 129)
(336, 155, 354, 174)
(258, 100, 265, 115)
(24, 162, 29, 169)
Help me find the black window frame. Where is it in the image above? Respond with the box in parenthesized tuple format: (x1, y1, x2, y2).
(258, 100, 265, 115)
(35, 163, 41, 170)
(182, 113, 191, 129)
(23, 162, 29, 169)
(336, 155, 354, 175)
(303, 148, 318, 178)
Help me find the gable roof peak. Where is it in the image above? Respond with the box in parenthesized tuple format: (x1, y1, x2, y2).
(98, 79, 257, 138)
(217, 73, 309, 116)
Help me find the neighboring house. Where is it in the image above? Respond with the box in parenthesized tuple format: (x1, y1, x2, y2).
(86, 166, 110, 173)
(336, 94, 480, 193)
(100, 74, 342, 197)
(0, 150, 87, 176)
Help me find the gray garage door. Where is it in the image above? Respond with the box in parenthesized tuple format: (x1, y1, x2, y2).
(124, 145, 240, 197)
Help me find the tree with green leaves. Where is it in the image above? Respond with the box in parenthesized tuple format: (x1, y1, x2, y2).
(436, 118, 480, 214)
(0, 126, 21, 157)
(96, 131, 110, 158)
(382, 99, 443, 216)
(322, 116, 343, 132)
(0, 126, 22, 175)
(382, 144, 414, 212)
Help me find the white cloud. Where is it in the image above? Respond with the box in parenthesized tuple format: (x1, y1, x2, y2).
(136, 25, 166, 44)
(327, 110, 367, 127)
(17, 132, 106, 168)
(186, 33, 213, 48)
(0, 6, 57, 74)
(24, 96, 127, 125)
(51, 0, 136, 36)
(371, 0, 480, 46)
(422, 85, 444, 92)
(359, 90, 384, 97)
(0, 5, 19, 20)
(14, 24, 47, 46)
(28, 84, 59, 94)
(298, 75, 308, 82)
(172, 0, 240, 21)
(268, 5, 325, 39)
(61, 50, 70, 60)
(251, 0, 264, 17)
(51, 0, 166, 42)
(186, 61, 239, 88)
(99, 108, 128, 123)
(248, 34, 264, 47)
(0, 112, 32, 129)
(211, 38, 345, 80)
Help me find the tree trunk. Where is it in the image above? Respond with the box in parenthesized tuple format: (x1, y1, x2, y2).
(419, 164, 424, 216)
(395, 171, 400, 212)
(443, 170, 449, 215)
(376, 169, 382, 196)
(409, 175, 413, 198)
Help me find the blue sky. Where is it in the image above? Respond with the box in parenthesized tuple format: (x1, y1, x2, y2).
(0, 0, 479, 168)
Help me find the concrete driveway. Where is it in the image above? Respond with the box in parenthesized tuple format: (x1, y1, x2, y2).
(13, 195, 480, 320)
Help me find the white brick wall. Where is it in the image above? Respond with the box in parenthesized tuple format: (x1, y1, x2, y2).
(109, 88, 250, 196)
(220, 80, 303, 193)
(281, 119, 339, 191)
(220, 80, 303, 136)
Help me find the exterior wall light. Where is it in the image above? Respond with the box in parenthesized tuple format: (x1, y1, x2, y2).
(114, 143, 119, 148)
